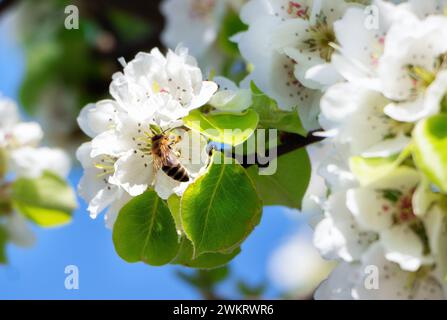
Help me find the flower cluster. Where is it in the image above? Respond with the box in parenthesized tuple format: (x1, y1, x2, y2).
(237, 0, 447, 299)
(234, 0, 354, 130)
(314, 0, 447, 299)
(0, 96, 71, 252)
(161, 0, 247, 70)
(77, 47, 217, 228)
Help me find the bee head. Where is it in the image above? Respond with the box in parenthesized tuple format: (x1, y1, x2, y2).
(151, 134, 165, 142)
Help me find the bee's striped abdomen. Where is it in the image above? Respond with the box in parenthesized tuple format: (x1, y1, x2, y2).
(162, 164, 190, 182)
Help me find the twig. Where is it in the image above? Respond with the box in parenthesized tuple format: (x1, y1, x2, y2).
(227, 131, 325, 169)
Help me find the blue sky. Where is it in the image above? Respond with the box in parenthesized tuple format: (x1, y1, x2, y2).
(0, 11, 305, 299)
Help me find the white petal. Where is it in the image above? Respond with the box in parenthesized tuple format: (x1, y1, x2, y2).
(424, 70, 447, 118)
(90, 130, 125, 158)
(361, 133, 411, 158)
(412, 178, 439, 217)
(353, 244, 444, 300)
(314, 262, 357, 300)
(78, 168, 119, 219)
(10, 147, 71, 178)
(177, 129, 209, 174)
(77, 100, 119, 138)
(76, 142, 94, 169)
(381, 224, 433, 272)
(305, 63, 343, 89)
(87, 184, 120, 219)
(384, 96, 428, 123)
(10, 122, 43, 147)
(5, 212, 36, 248)
(347, 168, 420, 232)
(0, 97, 19, 128)
(347, 188, 394, 233)
(154, 170, 179, 200)
(111, 150, 153, 197)
(189, 80, 218, 110)
(315, 192, 377, 262)
(104, 191, 132, 230)
(160, 0, 224, 57)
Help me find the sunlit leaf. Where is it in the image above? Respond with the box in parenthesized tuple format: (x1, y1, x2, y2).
(11, 171, 76, 227)
(350, 147, 411, 186)
(250, 82, 306, 136)
(173, 238, 240, 269)
(113, 190, 181, 266)
(167, 194, 183, 234)
(183, 109, 259, 146)
(247, 149, 310, 209)
(413, 114, 447, 192)
(181, 151, 262, 256)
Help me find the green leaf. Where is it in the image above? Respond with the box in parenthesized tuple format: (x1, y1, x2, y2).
(0, 226, 8, 264)
(350, 147, 411, 186)
(167, 194, 183, 234)
(183, 109, 259, 146)
(247, 149, 310, 209)
(11, 171, 76, 227)
(173, 238, 240, 269)
(181, 151, 262, 256)
(250, 82, 306, 136)
(113, 190, 181, 266)
(413, 114, 447, 192)
(217, 9, 247, 57)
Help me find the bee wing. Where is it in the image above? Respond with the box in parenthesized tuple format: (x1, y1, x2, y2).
(161, 145, 180, 167)
(153, 156, 163, 171)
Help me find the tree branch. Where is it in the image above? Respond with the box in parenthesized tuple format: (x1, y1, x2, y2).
(228, 131, 325, 169)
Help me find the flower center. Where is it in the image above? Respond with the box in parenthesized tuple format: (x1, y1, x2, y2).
(377, 188, 417, 224)
(303, 13, 336, 62)
(382, 117, 413, 140)
(406, 52, 447, 96)
(286, 1, 309, 19)
(95, 155, 117, 177)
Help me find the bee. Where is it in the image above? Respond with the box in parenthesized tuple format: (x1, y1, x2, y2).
(151, 132, 190, 182)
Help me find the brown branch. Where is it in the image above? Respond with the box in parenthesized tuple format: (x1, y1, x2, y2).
(227, 131, 325, 169)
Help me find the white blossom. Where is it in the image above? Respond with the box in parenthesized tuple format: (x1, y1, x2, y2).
(109, 47, 217, 124)
(378, 15, 447, 122)
(320, 82, 411, 158)
(352, 244, 445, 300)
(0, 96, 70, 179)
(161, 0, 226, 57)
(77, 47, 214, 225)
(314, 191, 377, 262)
(235, 0, 322, 129)
(76, 142, 122, 221)
(316, 244, 445, 300)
